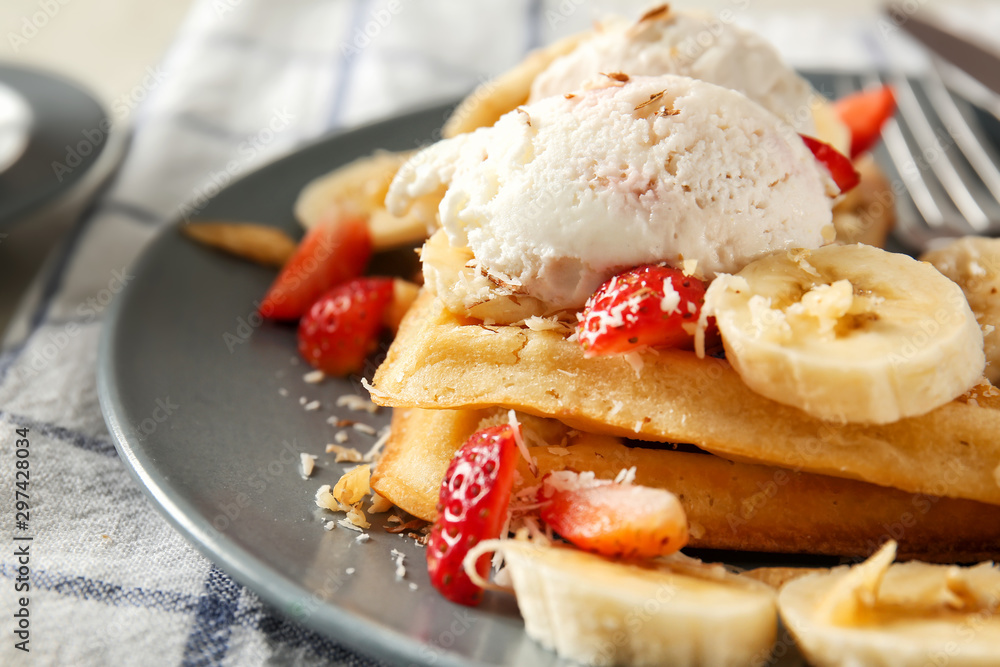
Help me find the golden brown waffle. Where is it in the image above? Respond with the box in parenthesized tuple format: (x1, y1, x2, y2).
(831, 155, 896, 247)
(923, 236, 1000, 384)
(372, 406, 1000, 562)
(369, 290, 1000, 505)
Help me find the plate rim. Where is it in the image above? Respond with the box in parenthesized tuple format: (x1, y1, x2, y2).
(0, 63, 112, 229)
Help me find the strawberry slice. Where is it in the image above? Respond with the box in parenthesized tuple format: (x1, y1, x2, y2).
(297, 277, 394, 376)
(259, 215, 372, 321)
(577, 264, 710, 357)
(427, 424, 519, 606)
(834, 85, 896, 158)
(800, 135, 861, 194)
(538, 471, 688, 560)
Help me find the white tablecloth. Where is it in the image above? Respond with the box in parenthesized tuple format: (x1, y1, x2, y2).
(0, 1, 995, 664)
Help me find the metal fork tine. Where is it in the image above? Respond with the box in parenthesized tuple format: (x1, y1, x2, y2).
(933, 58, 1000, 122)
(830, 73, 944, 248)
(880, 118, 947, 225)
(859, 72, 947, 229)
(925, 60, 1000, 210)
(824, 68, 1000, 250)
(887, 72, 990, 231)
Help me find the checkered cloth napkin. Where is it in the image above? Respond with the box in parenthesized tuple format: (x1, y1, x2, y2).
(0, 1, 984, 664)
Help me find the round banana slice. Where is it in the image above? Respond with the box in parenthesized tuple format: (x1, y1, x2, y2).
(472, 539, 777, 667)
(779, 542, 1000, 667)
(294, 150, 432, 250)
(704, 244, 985, 424)
(420, 229, 551, 324)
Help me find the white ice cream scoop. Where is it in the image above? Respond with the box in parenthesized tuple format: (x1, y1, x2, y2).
(529, 8, 820, 136)
(388, 74, 837, 311)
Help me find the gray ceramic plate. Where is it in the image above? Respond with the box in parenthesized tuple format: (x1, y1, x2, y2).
(97, 66, 1000, 666)
(100, 93, 840, 666)
(97, 102, 576, 667)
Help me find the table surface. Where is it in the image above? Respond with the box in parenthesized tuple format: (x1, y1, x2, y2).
(0, 0, 194, 109)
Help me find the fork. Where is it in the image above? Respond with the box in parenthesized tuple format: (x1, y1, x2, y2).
(815, 62, 1000, 253)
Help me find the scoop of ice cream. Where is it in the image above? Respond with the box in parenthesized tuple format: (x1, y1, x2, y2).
(387, 75, 836, 312)
(529, 7, 819, 136)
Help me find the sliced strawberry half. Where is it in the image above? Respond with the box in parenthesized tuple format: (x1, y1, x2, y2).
(800, 134, 861, 194)
(834, 85, 896, 158)
(259, 214, 372, 321)
(538, 471, 688, 560)
(577, 264, 711, 357)
(297, 277, 394, 376)
(426, 424, 519, 606)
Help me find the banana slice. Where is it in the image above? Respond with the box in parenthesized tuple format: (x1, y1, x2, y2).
(294, 150, 432, 250)
(811, 97, 851, 158)
(703, 244, 985, 424)
(470, 539, 777, 667)
(779, 541, 1000, 667)
(421, 229, 551, 323)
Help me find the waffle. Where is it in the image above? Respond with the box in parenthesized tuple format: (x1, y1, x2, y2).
(371, 406, 1000, 562)
(369, 290, 1000, 506)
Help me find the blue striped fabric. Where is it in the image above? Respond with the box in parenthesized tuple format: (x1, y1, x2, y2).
(181, 566, 245, 666)
(0, 565, 202, 612)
